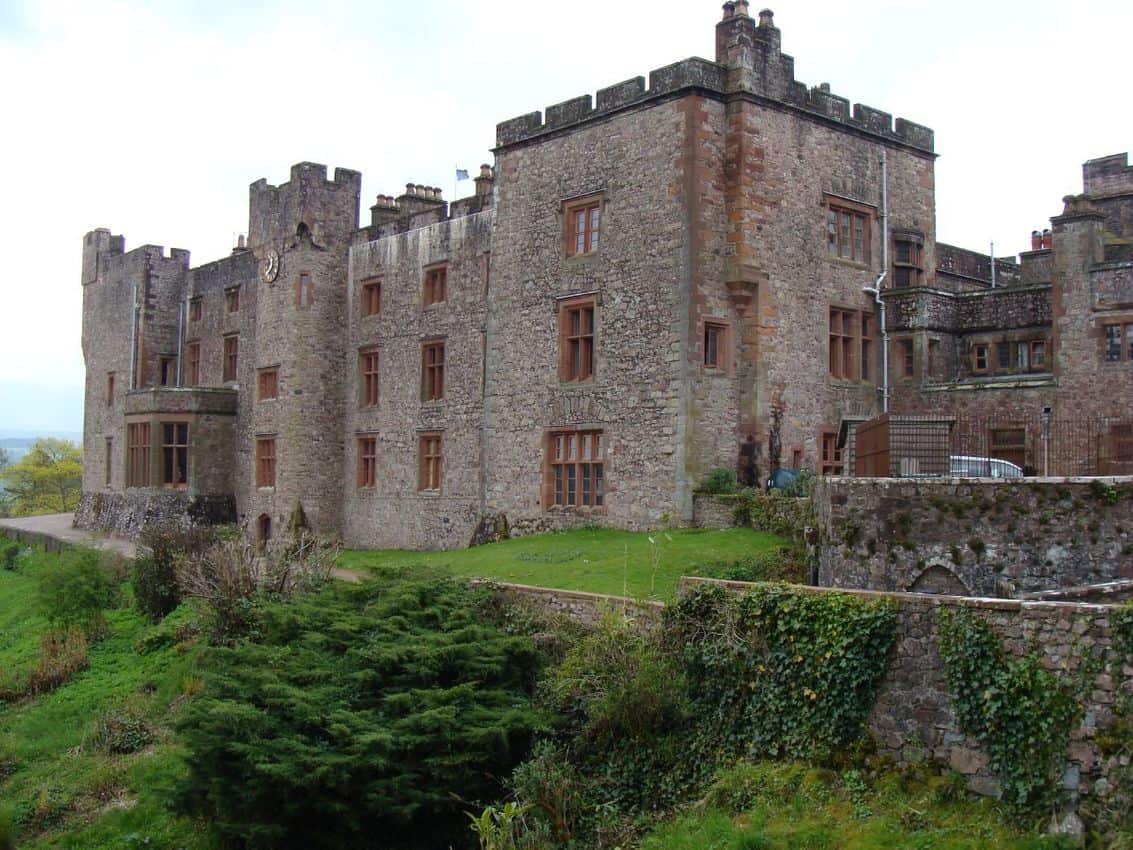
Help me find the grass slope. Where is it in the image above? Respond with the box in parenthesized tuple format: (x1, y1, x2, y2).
(340, 527, 787, 600)
(0, 544, 207, 849)
(640, 763, 1073, 850)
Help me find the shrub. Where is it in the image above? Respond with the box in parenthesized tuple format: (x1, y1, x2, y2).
(699, 468, 738, 495)
(133, 526, 215, 622)
(0, 540, 19, 571)
(26, 627, 90, 696)
(36, 547, 119, 638)
(695, 548, 805, 584)
(0, 804, 13, 850)
(84, 702, 155, 755)
(544, 612, 689, 742)
(175, 532, 336, 644)
(510, 742, 585, 844)
(175, 574, 543, 850)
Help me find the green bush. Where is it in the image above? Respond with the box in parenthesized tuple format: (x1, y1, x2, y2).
(84, 702, 155, 755)
(0, 540, 19, 571)
(36, 547, 120, 638)
(700, 468, 738, 495)
(545, 612, 689, 742)
(0, 803, 13, 850)
(133, 526, 217, 622)
(175, 573, 543, 850)
(695, 548, 805, 584)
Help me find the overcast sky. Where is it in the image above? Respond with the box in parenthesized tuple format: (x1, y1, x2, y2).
(1, 0, 1129, 435)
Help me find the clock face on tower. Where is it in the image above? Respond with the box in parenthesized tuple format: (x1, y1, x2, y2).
(260, 249, 280, 284)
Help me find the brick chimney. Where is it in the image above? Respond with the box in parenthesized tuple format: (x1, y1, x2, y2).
(369, 194, 400, 227)
(1041, 228, 1052, 250)
(1031, 230, 1043, 251)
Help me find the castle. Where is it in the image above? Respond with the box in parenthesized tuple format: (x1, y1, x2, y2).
(77, 4, 1133, 549)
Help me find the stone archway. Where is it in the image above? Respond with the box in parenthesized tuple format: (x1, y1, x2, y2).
(908, 564, 970, 597)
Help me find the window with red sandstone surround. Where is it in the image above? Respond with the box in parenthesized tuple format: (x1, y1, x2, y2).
(704, 321, 728, 370)
(1104, 323, 1133, 363)
(358, 436, 377, 488)
(899, 338, 915, 378)
(421, 342, 445, 401)
(564, 196, 601, 257)
(892, 234, 924, 287)
(186, 343, 200, 385)
(257, 367, 279, 401)
(423, 265, 447, 306)
(361, 279, 381, 317)
(828, 308, 856, 380)
(161, 422, 189, 488)
(160, 357, 176, 387)
(545, 430, 605, 509)
(255, 437, 276, 488)
(106, 372, 115, 406)
(559, 297, 596, 382)
(820, 430, 843, 476)
(225, 287, 240, 313)
(223, 335, 238, 382)
(127, 423, 150, 487)
(825, 200, 871, 264)
(360, 350, 379, 407)
(418, 433, 442, 491)
(189, 297, 202, 322)
(104, 437, 113, 486)
(972, 343, 989, 373)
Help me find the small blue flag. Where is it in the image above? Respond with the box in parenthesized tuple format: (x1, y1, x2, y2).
(456, 168, 470, 181)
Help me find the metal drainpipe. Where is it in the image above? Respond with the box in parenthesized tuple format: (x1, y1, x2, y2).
(129, 281, 139, 389)
(176, 298, 185, 386)
(863, 151, 890, 414)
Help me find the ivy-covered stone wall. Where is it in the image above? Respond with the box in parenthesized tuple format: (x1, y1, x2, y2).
(814, 477, 1133, 597)
(682, 577, 1132, 810)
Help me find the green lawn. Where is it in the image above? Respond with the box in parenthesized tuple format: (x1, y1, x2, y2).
(339, 526, 789, 600)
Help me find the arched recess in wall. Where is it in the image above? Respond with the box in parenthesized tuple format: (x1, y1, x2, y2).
(256, 513, 272, 552)
(907, 564, 970, 597)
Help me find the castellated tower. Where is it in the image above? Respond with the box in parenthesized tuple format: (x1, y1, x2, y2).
(243, 163, 362, 540)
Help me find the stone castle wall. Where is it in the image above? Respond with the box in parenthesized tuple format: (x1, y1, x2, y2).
(815, 477, 1133, 597)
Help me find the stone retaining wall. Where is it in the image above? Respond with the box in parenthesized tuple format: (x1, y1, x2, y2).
(814, 477, 1133, 597)
(75, 490, 236, 540)
(473, 581, 663, 628)
(681, 577, 1131, 805)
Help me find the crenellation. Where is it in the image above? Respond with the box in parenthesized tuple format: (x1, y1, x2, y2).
(595, 76, 646, 111)
(895, 118, 934, 150)
(647, 56, 728, 97)
(851, 103, 893, 136)
(544, 94, 593, 129)
(807, 86, 850, 122)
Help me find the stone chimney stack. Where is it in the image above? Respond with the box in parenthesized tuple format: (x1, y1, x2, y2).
(716, 1, 757, 67)
(369, 194, 400, 227)
(475, 164, 495, 198)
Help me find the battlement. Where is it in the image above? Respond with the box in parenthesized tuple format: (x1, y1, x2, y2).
(496, 8, 933, 153)
(248, 162, 363, 252)
(1084, 153, 1133, 197)
(81, 229, 191, 285)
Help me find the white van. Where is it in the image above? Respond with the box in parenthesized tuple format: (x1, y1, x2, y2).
(949, 456, 1024, 478)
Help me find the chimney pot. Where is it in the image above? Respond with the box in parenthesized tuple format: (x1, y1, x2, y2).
(722, 1, 736, 19)
(757, 6, 773, 26)
(819, 82, 830, 93)
(1031, 230, 1042, 251)
(480, 164, 493, 179)
(406, 183, 417, 196)
(237, 234, 246, 249)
